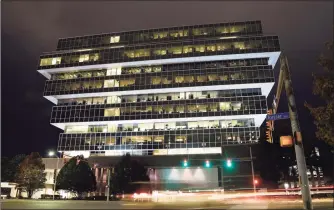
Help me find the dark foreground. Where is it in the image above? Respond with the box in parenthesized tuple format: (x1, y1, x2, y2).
(1, 199, 333, 210)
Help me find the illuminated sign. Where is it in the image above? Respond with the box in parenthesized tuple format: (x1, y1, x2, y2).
(280, 136, 293, 147)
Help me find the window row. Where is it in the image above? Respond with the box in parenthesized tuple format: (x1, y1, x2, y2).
(51, 109, 266, 123)
(44, 70, 273, 93)
(52, 69, 107, 80)
(58, 130, 259, 149)
(123, 40, 277, 58)
(59, 140, 258, 152)
(39, 36, 279, 69)
(51, 100, 267, 120)
(50, 58, 269, 80)
(54, 96, 265, 111)
(57, 21, 262, 50)
(40, 53, 99, 66)
(61, 127, 258, 137)
(57, 88, 262, 106)
(64, 118, 255, 134)
(49, 66, 271, 85)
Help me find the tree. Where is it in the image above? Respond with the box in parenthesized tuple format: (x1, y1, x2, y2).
(56, 155, 96, 197)
(15, 152, 46, 198)
(110, 153, 149, 195)
(1, 157, 11, 182)
(305, 42, 334, 146)
(1, 154, 26, 182)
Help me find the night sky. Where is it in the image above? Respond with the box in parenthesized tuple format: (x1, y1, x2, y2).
(1, 1, 333, 157)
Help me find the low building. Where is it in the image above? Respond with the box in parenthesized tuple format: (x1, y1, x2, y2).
(0, 182, 17, 199)
(3, 158, 74, 199)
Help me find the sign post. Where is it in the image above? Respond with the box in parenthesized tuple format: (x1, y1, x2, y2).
(281, 55, 313, 210)
(266, 112, 290, 121)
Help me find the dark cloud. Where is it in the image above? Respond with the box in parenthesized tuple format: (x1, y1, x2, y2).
(1, 1, 333, 156)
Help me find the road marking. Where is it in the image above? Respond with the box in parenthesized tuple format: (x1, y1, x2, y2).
(189, 206, 229, 209)
(228, 204, 268, 209)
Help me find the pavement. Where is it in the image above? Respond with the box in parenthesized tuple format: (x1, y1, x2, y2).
(1, 198, 333, 209)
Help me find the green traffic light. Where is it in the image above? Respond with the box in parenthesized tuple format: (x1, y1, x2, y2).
(183, 161, 188, 167)
(205, 160, 210, 168)
(226, 159, 232, 168)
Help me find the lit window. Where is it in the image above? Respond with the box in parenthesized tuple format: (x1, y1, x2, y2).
(65, 125, 88, 133)
(40, 57, 61, 66)
(104, 108, 120, 117)
(315, 147, 320, 156)
(110, 36, 120, 43)
(89, 53, 99, 61)
(40, 58, 50, 66)
(79, 54, 89, 62)
(51, 57, 61, 65)
(220, 102, 231, 111)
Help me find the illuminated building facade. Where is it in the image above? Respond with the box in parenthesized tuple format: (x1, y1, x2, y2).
(38, 21, 280, 158)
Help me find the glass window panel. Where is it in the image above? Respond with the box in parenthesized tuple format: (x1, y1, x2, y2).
(233, 42, 245, 50)
(216, 43, 229, 51)
(79, 54, 89, 62)
(151, 77, 162, 85)
(104, 108, 120, 116)
(110, 36, 120, 43)
(153, 136, 164, 142)
(197, 75, 207, 82)
(65, 126, 88, 133)
(220, 102, 231, 111)
(183, 46, 193, 54)
(169, 46, 183, 55)
(208, 74, 219, 81)
(215, 26, 230, 34)
(184, 76, 194, 83)
(120, 78, 135, 87)
(206, 45, 216, 52)
(231, 102, 242, 111)
(153, 49, 167, 56)
(195, 45, 205, 53)
(175, 76, 184, 83)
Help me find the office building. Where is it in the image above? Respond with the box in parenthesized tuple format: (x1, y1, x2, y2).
(38, 21, 281, 191)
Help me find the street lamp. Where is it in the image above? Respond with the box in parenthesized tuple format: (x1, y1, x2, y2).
(284, 183, 289, 195)
(253, 179, 258, 196)
(48, 150, 60, 200)
(48, 151, 55, 157)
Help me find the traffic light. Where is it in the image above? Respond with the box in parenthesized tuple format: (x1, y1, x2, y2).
(226, 159, 232, 168)
(266, 130, 272, 143)
(266, 109, 273, 143)
(266, 120, 273, 130)
(294, 131, 302, 144)
(205, 160, 211, 168)
(280, 136, 293, 147)
(253, 179, 259, 185)
(183, 159, 188, 167)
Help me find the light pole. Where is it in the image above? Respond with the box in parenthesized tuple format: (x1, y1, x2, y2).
(48, 151, 60, 200)
(281, 55, 313, 210)
(249, 147, 256, 195)
(284, 183, 289, 195)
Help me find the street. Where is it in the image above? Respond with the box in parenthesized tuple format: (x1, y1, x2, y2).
(1, 199, 333, 209)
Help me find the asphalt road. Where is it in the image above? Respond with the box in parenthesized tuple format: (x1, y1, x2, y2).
(1, 199, 333, 209)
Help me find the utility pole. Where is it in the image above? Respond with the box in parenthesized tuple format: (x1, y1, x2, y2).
(249, 147, 256, 195)
(106, 168, 111, 201)
(281, 55, 313, 210)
